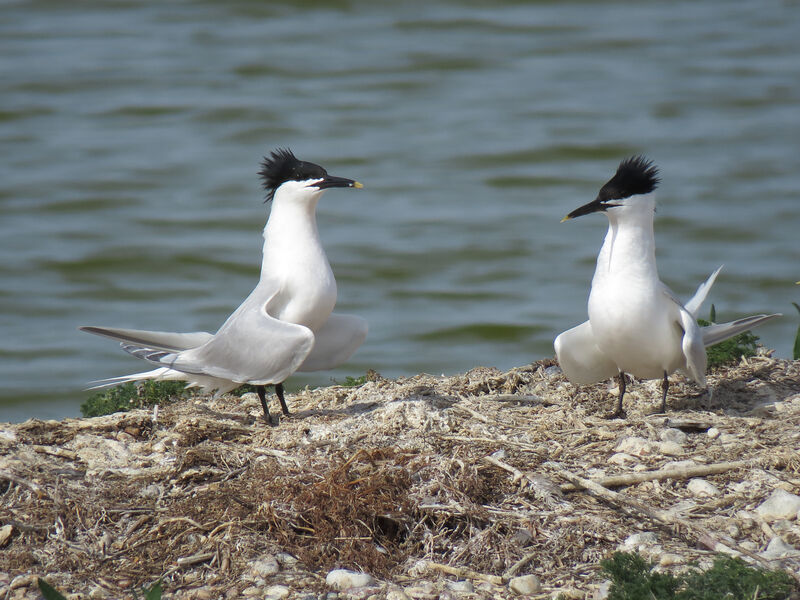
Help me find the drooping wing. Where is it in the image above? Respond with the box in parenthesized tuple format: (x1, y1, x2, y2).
(554, 320, 619, 385)
(297, 313, 368, 372)
(684, 265, 723, 317)
(138, 281, 315, 385)
(80, 326, 213, 352)
(702, 313, 781, 347)
(665, 290, 707, 386)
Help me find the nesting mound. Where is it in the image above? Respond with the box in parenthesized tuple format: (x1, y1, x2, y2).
(2, 357, 800, 599)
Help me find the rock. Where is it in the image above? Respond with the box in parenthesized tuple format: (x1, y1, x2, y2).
(659, 428, 687, 445)
(241, 587, 262, 597)
(608, 453, 636, 465)
(687, 478, 720, 497)
(658, 553, 683, 566)
(760, 536, 800, 559)
(658, 441, 684, 456)
(386, 590, 412, 600)
(445, 580, 473, 593)
(509, 574, 541, 595)
(250, 555, 280, 578)
(621, 532, 658, 550)
(326, 569, 375, 590)
(755, 489, 800, 521)
(265, 585, 291, 599)
(593, 580, 611, 600)
(0, 524, 13, 547)
(706, 427, 720, 439)
(544, 365, 562, 378)
(615, 437, 656, 456)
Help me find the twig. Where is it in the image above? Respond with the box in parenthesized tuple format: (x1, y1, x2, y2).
(559, 460, 750, 492)
(176, 551, 215, 567)
(425, 560, 505, 586)
(504, 550, 537, 579)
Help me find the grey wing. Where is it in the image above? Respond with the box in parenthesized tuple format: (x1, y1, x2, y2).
(80, 326, 213, 351)
(664, 289, 707, 386)
(146, 283, 315, 385)
(684, 265, 722, 318)
(702, 313, 781, 347)
(297, 313, 368, 372)
(554, 320, 619, 385)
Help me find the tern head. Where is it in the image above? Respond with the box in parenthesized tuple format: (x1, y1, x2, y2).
(259, 148, 362, 203)
(562, 155, 660, 222)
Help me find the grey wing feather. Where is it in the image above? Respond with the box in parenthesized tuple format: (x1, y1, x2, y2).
(702, 313, 781, 347)
(80, 326, 213, 352)
(165, 283, 315, 385)
(684, 265, 722, 317)
(297, 313, 368, 372)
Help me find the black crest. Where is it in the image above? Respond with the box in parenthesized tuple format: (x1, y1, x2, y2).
(598, 155, 660, 202)
(258, 148, 327, 202)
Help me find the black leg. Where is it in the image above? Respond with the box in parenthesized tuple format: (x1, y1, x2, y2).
(613, 372, 626, 418)
(276, 382, 290, 416)
(659, 371, 669, 413)
(256, 385, 276, 425)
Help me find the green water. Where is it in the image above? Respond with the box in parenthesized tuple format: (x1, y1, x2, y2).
(1, 1, 798, 421)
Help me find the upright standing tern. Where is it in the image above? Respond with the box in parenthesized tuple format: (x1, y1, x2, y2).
(82, 148, 367, 424)
(554, 156, 779, 416)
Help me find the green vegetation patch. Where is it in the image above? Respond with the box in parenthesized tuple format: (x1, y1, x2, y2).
(601, 551, 795, 600)
(81, 381, 189, 417)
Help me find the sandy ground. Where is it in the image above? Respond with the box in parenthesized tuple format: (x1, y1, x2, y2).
(2, 356, 800, 599)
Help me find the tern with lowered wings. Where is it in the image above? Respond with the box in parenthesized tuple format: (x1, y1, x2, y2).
(555, 156, 779, 416)
(82, 148, 367, 424)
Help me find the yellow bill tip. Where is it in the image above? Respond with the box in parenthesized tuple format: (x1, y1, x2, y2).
(560, 215, 571, 223)
(352, 181, 364, 189)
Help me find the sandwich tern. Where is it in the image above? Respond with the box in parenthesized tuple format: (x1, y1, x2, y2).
(82, 148, 367, 424)
(555, 156, 780, 416)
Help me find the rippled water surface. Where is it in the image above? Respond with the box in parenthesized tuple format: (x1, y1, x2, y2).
(1, 1, 799, 421)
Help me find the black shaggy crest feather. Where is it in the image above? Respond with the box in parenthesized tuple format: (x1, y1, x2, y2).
(258, 148, 327, 202)
(598, 155, 660, 201)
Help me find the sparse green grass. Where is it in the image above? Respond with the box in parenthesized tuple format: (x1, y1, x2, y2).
(337, 374, 368, 387)
(38, 579, 162, 600)
(80, 381, 189, 417)
(698, 304, 760, 368)
(601, 551, 795, 600)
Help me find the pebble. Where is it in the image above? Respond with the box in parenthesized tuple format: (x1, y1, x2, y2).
(755, 489, 800, 521)
(593, 580, 611, 600)
(706, 427, 720, 439)
(760, 536, 800, 559)
(386, 590, 412, 600)
(326, 569, 375, 590)
(250, 555, 280, 578)
(0, 524, 13, 547)
(242, 586, 262, 597)
(658, 441, 684, 456)
(615, 437, 656, 456)
(687, 478, 720, 497)
(445, 580, 473, 593)
(544, 366, 562, 378)
(621, 532, 658, 550)
(608, 453, 636, 465)
(509, 574, 541, 595)
(658, 553, 683, 566)
(265, 585, 290, 599)
(659, 428, 687, 445)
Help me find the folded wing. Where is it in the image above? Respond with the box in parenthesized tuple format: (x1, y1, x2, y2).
(297, 313, 368, 372)
(554, 320, 619, 385)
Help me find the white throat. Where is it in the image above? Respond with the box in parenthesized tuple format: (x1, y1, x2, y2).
(258, 184, 336, 329)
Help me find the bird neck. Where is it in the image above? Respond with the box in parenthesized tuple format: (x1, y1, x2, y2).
(594, 208, 658, 284)
(260, 196, 327, 281)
